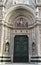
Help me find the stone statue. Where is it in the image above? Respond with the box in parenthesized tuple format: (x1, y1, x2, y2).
(5, 42, 9, 53)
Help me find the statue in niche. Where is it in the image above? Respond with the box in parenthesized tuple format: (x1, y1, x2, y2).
(5, 42, 9, 53)
(32, 42, 36, 55)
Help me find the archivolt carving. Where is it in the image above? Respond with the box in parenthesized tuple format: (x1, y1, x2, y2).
(3, 5, 35, 29)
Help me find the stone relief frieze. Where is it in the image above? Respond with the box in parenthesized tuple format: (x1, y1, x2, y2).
(15, 17, 28, 28)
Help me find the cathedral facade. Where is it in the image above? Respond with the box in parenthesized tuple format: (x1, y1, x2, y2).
(0, 0, 41, 64)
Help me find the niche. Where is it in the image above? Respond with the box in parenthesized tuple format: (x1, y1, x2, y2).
(5, 42, 10, 53)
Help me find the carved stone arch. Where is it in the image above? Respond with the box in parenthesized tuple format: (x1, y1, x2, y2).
(8, 15, 33, 29)
(3, 5, 35, 27)
(4, 5, 35, 19)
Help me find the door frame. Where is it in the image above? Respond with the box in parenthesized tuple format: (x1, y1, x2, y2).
(13, 35, 29, 63)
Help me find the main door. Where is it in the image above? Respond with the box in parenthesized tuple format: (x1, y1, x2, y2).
(13, 35, 29, 62)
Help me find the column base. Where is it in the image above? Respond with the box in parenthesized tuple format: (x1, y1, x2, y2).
(0, 55, 11, 63)
(31, 56, 41, 63)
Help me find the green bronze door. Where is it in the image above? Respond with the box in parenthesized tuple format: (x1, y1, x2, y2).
(13, 35, 29, 62)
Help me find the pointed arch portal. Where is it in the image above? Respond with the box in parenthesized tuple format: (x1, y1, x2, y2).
(13, 35, 29, 62)
(3, 5, 35, 63)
